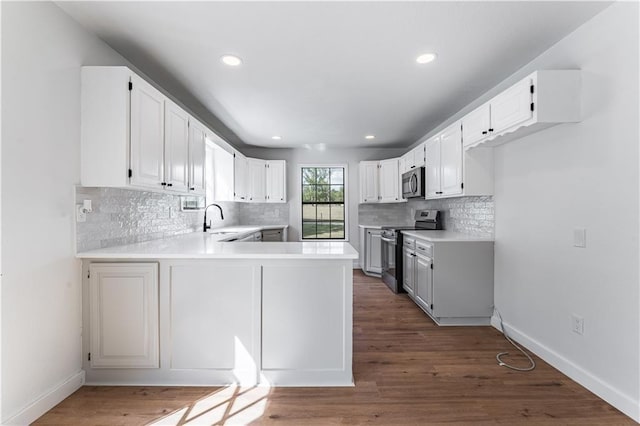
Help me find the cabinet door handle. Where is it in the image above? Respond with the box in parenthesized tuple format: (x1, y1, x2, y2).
(489, 128, 494, 132)
(161, 182, 167, 186)
(190, 187, 195, 191)
(167, 183, 173, 187)
(436, 191, 443, 194)
(482, 130, 488, 135)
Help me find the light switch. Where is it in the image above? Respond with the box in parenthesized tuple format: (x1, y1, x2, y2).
(573, 228, 587, 248)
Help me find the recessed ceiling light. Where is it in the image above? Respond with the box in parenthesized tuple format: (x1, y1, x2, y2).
(416, 53, 437, 64)
(271, 135, 282, 140)
(365, 135, 375, 140)
(221, 55, 243, 66)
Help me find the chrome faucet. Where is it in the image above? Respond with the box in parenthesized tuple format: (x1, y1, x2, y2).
(203, 203, 224, 232)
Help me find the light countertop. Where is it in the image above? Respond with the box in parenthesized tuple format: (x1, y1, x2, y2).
(401, 230, 494, 242)
(206, 224, 288, 241)
(76, 232, 358, 260)
(358, 224, 383, 229)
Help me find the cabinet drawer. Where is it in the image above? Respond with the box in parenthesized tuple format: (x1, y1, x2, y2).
(415, 241, 433, 257)
(403, 237, 415, 249)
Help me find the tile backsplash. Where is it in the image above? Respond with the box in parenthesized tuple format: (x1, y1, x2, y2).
(75, 187, 239, 251)
(358, 196, 494, 237)
(238, 202, 290, 226)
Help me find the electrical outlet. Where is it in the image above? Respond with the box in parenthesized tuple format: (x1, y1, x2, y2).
(573, 228, 587, 248)
(571, 314, 584, 335)
(76, 205, 87, 222)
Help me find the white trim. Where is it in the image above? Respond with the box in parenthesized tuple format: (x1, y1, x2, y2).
(491, 316, 640, 423)
(3, 371, 85, 425)
(298, 164, 349, 242)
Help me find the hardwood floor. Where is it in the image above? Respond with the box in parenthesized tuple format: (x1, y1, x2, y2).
(35, 270, 633, 425)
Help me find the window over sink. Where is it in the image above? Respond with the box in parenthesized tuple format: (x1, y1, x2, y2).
(300, 165, 347, 241)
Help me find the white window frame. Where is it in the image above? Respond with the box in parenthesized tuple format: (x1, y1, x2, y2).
(298, 163, 349, 242)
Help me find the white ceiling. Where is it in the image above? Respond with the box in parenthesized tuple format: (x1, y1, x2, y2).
(58, 1, 610, 149)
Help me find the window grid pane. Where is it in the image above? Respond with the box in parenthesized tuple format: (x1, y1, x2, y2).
(301, 167, 345, 240)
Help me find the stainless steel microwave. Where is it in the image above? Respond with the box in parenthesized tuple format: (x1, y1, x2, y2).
(402, 167, 425, 198)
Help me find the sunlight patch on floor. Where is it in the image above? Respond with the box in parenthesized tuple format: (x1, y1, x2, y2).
(149, 386, 270, 425)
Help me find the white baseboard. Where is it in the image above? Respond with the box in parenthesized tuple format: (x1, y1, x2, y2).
(3, 370, 85, 425)
(491, 316, 639, 423)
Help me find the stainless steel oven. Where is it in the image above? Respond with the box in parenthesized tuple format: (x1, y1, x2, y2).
(381, 229, 399, 293)
(380, 210, 443, 294)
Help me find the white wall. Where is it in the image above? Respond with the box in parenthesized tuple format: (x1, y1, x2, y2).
(243, 147, 405, 256)
(490, 3, 638, 421)
(1, 2, 128, 423)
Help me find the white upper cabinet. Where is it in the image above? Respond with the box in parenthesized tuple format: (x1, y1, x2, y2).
(164, 100, 190, 192)
(425, 135, 441, 198)
(359, 161, 379, 203)
(462, 104, 491, 148)
(378, 158, 401, 203)
(439, 123, 463, 197)
(234, 150, 248, 201)
(490, 77, 534, 133)
(462, 70, 581, 149)
(425, 123, 493, 200)
(402, 143, 425, 172)
(129, 74, 166, 189)
(266, 160, 287, 203)
(188, 119, 206, 195)
(360, 159, 404, 204)
(81, 66, 226, 196)
(247, 158, 267, 202)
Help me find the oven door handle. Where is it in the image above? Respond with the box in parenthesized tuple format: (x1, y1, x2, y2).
(381, 236, 397, 244)
(410, 173, 418, 193)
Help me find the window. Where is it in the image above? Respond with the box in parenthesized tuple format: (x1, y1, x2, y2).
(301, 166, 347, 240)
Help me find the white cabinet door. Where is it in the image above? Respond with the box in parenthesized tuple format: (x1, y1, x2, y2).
(413, 143, 425, 168)
(169, 263, 260, 379)
(247, 158, 267, 202)
(490, 77, 533, 134)
(234, 151, 248, 201)
(89, 263, 159, 368)
(188, 119, 206, 195)
(378, 158, 400, 203)
(266, 160, 287, 202)
(359, 161, 379, 203)
(425, 136, 441, 198)
(209, 143, 234, 201)
(402, 247, 415, 297)
(262, 264, 349, 376)
(415, 252, 433, 313)
(130, 74, 165, 189)
(462, 103, 491, 147)
(439, 123, 463, 197)
(365, 229, 382, 274)
(164, 100, 190, 192)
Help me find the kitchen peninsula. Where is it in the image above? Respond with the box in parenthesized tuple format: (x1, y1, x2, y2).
(77, 233, 358, 387)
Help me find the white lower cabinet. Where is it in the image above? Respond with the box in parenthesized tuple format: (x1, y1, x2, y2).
(83, 258, 352, 386)
(364, 229, 382, 275)
(402, 233, 494, 326)
(261, 262, 352, 385)
(89, 263, 159, 368)
(169, 263, 260, 382)
(402, 237, 416, 297)
(414, 243, 433, 314)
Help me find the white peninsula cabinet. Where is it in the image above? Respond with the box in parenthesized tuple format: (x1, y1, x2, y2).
(78, 234, 357, 387)
(88, 263, 159, 368)
(81, 66, 207, 195)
